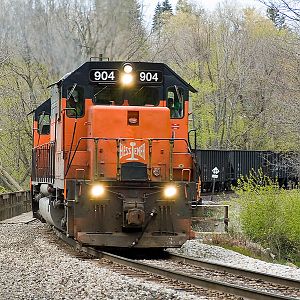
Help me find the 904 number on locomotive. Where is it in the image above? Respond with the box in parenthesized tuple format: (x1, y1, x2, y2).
(90, 69, 119, 83)
(138, 71, 163, 84)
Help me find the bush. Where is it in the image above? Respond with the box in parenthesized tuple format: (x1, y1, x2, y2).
(234, 171, 300, 262)
(0, 186, 6, 194)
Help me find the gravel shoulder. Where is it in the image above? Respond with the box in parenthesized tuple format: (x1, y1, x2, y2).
(170, 240, 300, 280)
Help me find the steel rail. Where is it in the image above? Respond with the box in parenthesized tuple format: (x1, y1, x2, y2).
(54, 229, 297, 300)
(168, 252, 300, 289)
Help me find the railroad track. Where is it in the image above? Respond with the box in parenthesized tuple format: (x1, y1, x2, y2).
(54, 229, 300, 300)
(168, 252, 300, 289)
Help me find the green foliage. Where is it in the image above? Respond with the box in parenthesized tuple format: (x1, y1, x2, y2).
(267, 4, 286, 29)
(234, 172, 300, 262)
(0, 186, 7, 194)
(152, 0, 173, 32)
(161, 0, 172, 12)
(0, 57, 51, 188)
(162, 5, 298, 151)
(152, 2, 163, 32)
(176, 0, 193, 14)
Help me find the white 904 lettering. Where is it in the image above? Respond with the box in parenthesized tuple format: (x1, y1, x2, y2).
(140, 72, 158, 82)
(94, 71, 115, 81)
(90, 69, 118, 82)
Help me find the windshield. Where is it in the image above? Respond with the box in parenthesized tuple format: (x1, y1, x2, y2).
(93, 86, 159, 106)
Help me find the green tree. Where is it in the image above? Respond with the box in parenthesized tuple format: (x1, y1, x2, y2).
(152, 0, 173, 32)
(0, 56, 50, 190)
(152, 2, 163, 32)
(162, 0, 172, 12)
(259, 0, 300, 24)
(176, 0, 193, 14)
(150, 4, 299, 150)
(267, 4, 286, 29)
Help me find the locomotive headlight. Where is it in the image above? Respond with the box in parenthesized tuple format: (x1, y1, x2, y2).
(164, 185, 177, 198)
(121, 73, 134, 85)
(91, 184, 105, 198)
(123, 64, 133, 73)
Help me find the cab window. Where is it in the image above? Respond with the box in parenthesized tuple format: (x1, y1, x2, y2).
(38, 113, 50, 135)
(66, 86, 84, 118)
(93, 86, 124, 105)
(167, 86, 184, 118)
(128, 87, 159, 106)
(93, 86, 159, 106)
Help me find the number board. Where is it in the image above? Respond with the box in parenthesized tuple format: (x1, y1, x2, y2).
(137, 71, 163, 84)
(90, 69, 119, 83)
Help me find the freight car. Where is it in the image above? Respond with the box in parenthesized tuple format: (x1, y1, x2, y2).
(31, 59, 199, 249)
(196, 150, 298, 193)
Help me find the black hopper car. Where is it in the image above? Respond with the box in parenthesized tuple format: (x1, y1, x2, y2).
(196, 150, 299, 193)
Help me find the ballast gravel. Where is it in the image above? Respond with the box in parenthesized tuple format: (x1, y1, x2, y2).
(0, 222, 299, 300)
(0, 223, 202, 300)
(170, 240, 300, 281)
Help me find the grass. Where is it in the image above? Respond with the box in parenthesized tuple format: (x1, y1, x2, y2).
(202, 233, 300, 267)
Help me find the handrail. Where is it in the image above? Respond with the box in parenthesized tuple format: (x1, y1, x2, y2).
(32, 142, 55, 183)
(33, 140, 55, 149)
(65, 137, 192, 179)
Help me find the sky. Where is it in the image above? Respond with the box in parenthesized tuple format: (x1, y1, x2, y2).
(142, 0, 266, 27)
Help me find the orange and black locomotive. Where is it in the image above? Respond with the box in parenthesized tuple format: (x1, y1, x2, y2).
(31, 59, 198, 249)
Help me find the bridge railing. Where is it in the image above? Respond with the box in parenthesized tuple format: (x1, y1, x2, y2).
(0, 191, 31, 221)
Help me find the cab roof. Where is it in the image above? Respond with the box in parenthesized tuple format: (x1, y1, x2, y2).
(48, 61, 197, 93)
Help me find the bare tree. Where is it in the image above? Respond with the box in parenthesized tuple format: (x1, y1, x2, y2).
(258, 0, 300, 21)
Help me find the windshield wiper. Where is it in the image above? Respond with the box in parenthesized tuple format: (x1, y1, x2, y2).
(93, 85, 108, 100)
(67, 83, 77, 101)
(134, 86, 144, 95)
(174, 85, 183, 103)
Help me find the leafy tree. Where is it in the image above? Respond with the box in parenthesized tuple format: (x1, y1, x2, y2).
(0, 186, 7, 194)
(149, 4, 299, 151)
(176, 0, 193, 14)
(0, 55, 50, 190)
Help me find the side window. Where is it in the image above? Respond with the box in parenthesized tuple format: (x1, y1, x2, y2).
(66, 86, 84, 118)
(167, 86, 184, 119)
(38, 113, 50, 135)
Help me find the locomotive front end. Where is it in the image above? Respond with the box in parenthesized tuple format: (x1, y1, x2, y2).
(32, 60, 198, 249)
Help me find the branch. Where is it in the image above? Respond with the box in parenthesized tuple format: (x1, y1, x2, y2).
(0, 164, 23, 191)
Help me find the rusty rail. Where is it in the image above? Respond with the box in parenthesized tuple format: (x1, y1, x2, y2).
(0, 191, 31, 221)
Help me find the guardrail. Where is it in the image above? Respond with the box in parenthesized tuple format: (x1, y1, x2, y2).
(0, 191, 31, 221)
